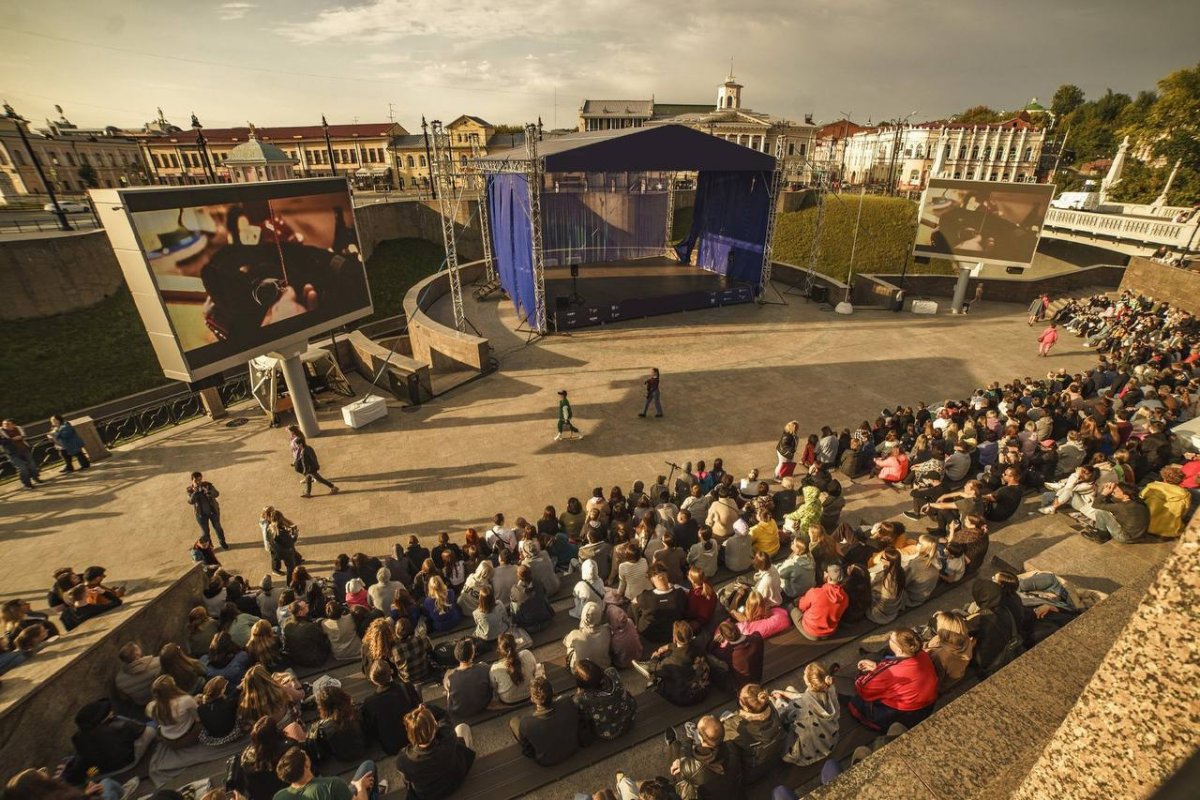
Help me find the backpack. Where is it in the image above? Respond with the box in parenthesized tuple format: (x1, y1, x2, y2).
(976, 608, 1023, 677)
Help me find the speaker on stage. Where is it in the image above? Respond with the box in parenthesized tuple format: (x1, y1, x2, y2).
(555, 296, 570, 313)
(570, 263, 580, 278)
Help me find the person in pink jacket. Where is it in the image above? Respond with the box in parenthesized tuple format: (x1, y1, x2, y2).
(874, 451, 910, 484)
(1037, 322, 1059, 357)
(733, 591, 792, 640)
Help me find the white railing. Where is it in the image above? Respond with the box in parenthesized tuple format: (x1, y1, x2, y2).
(1044, 207, 1198, 250)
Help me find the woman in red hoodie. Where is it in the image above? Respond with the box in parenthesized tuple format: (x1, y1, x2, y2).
(848, 627, 939, 731)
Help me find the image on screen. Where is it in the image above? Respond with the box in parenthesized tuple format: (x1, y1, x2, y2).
(128, 187, 369, 368)
(913, 179, 1055, 268)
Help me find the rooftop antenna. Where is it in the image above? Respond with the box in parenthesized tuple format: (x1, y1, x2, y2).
(387, 102, 396, 123)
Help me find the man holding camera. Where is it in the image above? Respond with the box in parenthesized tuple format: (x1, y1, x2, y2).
(186, 471, 228, 549)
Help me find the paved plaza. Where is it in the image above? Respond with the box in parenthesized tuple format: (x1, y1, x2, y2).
(2, 294, 1102, 601)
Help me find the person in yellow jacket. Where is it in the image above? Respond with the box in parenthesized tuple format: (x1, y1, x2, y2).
(1140, 465, 1192, 538)
(749, 508, 781, 557)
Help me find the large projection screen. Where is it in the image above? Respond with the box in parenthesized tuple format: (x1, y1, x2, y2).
(913, 179, 1055, 268)
(91, 178, 371, 382)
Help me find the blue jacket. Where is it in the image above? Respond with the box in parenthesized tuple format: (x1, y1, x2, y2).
(51, 422, 86, 455)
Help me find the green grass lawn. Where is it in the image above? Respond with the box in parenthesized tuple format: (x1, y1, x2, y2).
(0, 288, 168, 425)
(362, 237, 447, 321)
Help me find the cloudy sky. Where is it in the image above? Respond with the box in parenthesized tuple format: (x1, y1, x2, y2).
(2, 0, 1196, 132)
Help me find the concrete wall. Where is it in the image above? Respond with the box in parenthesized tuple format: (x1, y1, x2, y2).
(849, 264, 1128, 309)
(1120, 256, 1200, 315)
(0, 565, 206, 775)
(0, 231, 123, 320)
(354, 198, 484, 263)
(402, 260, 490, 372)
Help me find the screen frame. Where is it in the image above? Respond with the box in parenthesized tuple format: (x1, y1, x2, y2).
(91, 178, 372, 383)
(912, 178, 1055, 269)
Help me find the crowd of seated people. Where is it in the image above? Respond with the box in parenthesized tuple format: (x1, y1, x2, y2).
(5, 290, 1197, 800)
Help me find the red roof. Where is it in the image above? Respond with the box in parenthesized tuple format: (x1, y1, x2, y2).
(148, 123, 402, 144)
(817, 119, 866, 139)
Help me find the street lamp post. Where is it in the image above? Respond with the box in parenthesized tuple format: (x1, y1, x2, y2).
(3, 102, 71, 231)
(421, 116, 436, 199)
(321, 115, 338, 181)
(191, 113, 217, 183)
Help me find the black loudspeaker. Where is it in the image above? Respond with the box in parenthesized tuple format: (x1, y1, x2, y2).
(570, 263, 580, 278)
(809, 284, 829, 304)
(555, 296, 570, 312)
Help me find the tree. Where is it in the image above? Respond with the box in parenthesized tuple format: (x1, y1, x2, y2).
(954, 105, 1005, 124)
(78, 163, 99, 189)
(1051, 84, 1085, 118)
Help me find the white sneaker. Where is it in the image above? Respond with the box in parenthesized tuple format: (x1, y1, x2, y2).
(1037, 506, 1056, 515)
(554, 433, 562, 441)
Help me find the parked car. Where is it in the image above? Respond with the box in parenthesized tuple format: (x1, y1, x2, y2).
(43, 201, 91, 214)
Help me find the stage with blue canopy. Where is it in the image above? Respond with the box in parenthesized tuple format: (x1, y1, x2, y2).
(476, 124, 779, 332)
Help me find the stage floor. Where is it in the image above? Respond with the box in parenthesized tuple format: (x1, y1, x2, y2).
(544, 257, 754, 329)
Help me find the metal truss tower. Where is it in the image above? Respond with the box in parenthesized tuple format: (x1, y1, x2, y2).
(467, 133, 497, 283)
(758, 135, 787, 299)
(427, 119, 468, 332)
(524, 122, 548, 333)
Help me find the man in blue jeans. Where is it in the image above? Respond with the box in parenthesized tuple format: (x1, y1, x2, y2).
(186, 471, 228, 549)
(273, 746, 381, 800)
(639, 368, 663, 418)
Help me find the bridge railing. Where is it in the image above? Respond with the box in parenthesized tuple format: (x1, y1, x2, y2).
(1044, 208, 1198, 250)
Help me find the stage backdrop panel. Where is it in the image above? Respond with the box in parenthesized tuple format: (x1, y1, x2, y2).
(675, 170, 772, 287)
(487, 174, 537, 323)
(541, 188, 668, 263)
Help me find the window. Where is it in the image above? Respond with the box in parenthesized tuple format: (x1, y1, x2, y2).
(983, 147, 991, 160)
(1008, 147, 1016, 159)
(944, 144, 951, 157)
(787, 142, 795, 156)
(65, 152, 77, 166)
(419, 155, 426, 167)
(348, 149, 357, 163)
(1023, 147, 1032, 162)
(1001, 172, 1009, 181)
(152, 153, 162, 168)
(406, 155, 415, 168)
(169, 154, 179, 168)
(958, 146, 966, 158)
(970, 146, 979, 159)
(909, 169, 920, 182)
(953, 171, 962, 179)
(798, 143, 807, 157)
(989, 172, 998, 181)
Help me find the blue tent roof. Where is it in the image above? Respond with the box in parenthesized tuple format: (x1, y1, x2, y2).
(480, 124, 775, 173)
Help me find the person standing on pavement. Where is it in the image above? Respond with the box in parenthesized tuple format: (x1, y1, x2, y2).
(1037, 322, 1059, 357)
(187, 471, 228, 549)
(639, 368, 663, 418)
(555, 390, 581, 441)
(48, 415, 91, 473)
(1, 419, 42, 489)
(288, 425, 339, 498)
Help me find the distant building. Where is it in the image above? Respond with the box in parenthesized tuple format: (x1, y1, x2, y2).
(223, 125, 296, 183)
(812, 119, 869, 181)
(841, 115, 1048, 191)
(0, 105, 146, 201)
(132, 113, 403, 188)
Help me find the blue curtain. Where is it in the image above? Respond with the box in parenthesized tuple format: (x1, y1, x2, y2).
(487, 174, 537, 323)
(674, 170, 772, 287)
(541, 189, 668, 263)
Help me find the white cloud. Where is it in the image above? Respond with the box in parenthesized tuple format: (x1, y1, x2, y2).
(218, 2, 256, 22)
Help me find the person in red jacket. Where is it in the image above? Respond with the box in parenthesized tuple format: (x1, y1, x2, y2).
(790, 564, 850, 640)
(848, 627, 939, 731)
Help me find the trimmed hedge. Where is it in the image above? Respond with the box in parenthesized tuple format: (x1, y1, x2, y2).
(363, 237, 447, 321)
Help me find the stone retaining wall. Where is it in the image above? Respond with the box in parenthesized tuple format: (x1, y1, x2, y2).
(0, 231, 123, 320)
(0, 565, 206, 776)
(1119, 256, 1200, 315)
(354, 198, 484, 262)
